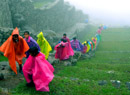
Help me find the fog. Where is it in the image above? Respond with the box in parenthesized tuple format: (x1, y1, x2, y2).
(64, 0, 130, 26)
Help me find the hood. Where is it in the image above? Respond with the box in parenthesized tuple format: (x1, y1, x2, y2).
(12, 27, 19, 36)
(37, 32, 44, 40)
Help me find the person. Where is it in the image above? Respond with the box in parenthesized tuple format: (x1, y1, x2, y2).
(70, 37, 83, 51)
(81, 43, 87, 54)
(37, 32, 52, 59)
(89, 41, 93, 50)
(86, 41, 91, 53)
(62, 33, 74, 56)
(103, 25, 107, 29)
(91, 39, 95, 49)
(97, 27, 102, 35)
(86, 41, 91, 51)
(92, 37, 97, 48)
(23, 47, 54, 92)
(0, 27, 29, 74)
(55, 39, 70, 60)
(96, 34, 100, 43)
(24, 31, 40, 58)
(82, 41, 90, 53)
(97, 27, 102, 41)
(62, 33, 70, 42)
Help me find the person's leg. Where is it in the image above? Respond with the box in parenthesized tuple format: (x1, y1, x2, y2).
(16, 59, 23, 73)
(19, 64, 22, 73)
(26, 75, 34, 87)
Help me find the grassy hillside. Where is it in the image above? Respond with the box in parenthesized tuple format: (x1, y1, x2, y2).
(2, 27, 130, 95)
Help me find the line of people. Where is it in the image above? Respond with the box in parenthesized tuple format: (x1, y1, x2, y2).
(0, 28, 53, 92)
(0, 25, 103, 92)
(54, 26, 103, 60)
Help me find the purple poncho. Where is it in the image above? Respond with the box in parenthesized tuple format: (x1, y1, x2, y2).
(71, 40, 83, 51)
(25, 36, 40, 58)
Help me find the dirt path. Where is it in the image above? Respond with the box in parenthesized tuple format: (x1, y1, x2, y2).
(0, 61, 25, 94)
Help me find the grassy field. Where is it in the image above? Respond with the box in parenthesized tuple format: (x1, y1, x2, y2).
(4, 27, 130, 94)
(33, 0, 55, 9)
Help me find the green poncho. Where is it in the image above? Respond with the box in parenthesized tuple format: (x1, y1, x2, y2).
(37, 32, 52, 59)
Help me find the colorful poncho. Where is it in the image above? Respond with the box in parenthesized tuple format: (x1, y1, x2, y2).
(82, 45, 87, 54)
(89, 41, 93, 50)
(96, 34, 101, 42)
(82, 41, 91, 53)
(62, 37, 74, 56)
(71, 40, 82, 51)
(25, 36, 40, 58)
(37, 32, 52, 59)
(92, 37, 97, 48)
(23, 52, 54, 92)
(97, 29, 101, 34)
(0, 27, 29, 74)
(87, 41, 91, 51)
(92, 40, 95, 49)
(54, 41, 70, 60)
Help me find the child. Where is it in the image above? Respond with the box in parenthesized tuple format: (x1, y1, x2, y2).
(24, 31, 40, 58)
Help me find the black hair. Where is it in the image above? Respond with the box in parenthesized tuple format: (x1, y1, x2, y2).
(24, 31, 29, 35)
(13, 34, 18, 37)
(84, 43, 86, 45)
(63, 33, 66, 36)
(29, 47, 39, 56)
(73, 37, 76, 40)
(61, 38, 67, 42)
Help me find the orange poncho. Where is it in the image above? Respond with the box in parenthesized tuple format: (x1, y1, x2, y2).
(0, 27, 29, 74)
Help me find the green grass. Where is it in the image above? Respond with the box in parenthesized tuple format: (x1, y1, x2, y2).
(12, 77, 130, 95)
(0, 55, 8, 62)
(33, 2, 48, 9)
(12, 27, 130, 94)
(33, 0, 55, 9)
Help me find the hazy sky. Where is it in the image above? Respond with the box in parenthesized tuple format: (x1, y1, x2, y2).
(64, 0, 130, 26)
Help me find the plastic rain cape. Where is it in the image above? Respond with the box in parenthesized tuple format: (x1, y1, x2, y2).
(0, 27, 29, 74)
(37, 32, 52, 59)
(23, 52, 54, 92)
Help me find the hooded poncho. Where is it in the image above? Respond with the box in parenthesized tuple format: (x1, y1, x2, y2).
(0, 27, 29, 74)
(37, 32, 52, 59)
(23, 52, 54, 92)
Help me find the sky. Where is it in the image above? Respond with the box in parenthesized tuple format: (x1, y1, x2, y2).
(64, 0, 130, 26)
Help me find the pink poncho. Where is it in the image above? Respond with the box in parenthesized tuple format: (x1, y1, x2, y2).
(62, 37, 74, 56)
(23, 52, 54, 92)
(55, 41, 74, 60)
(82, 45, 87, 54)
(97, 29, 101, 34)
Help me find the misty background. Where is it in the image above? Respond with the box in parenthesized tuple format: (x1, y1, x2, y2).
(64, 0, 130, 27)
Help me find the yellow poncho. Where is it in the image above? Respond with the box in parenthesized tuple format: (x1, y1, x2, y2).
(82, 41, 90, 53)
(95, 37, 97, 41)
(37, 32, 52, 59)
